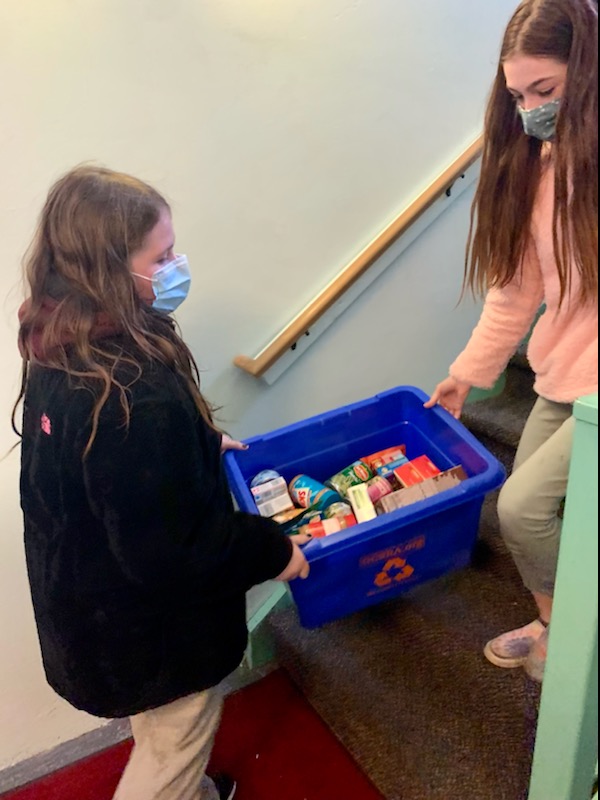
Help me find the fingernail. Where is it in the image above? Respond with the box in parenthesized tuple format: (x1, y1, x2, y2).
(242, 444, 249, 450)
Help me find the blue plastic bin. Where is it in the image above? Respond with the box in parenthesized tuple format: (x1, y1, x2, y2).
(224, 386, 505, 628)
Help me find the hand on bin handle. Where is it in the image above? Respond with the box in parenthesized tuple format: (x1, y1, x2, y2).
(424, 376, 471, 420)
(275, 539, 310, 582)
(221, 434, 249, 453)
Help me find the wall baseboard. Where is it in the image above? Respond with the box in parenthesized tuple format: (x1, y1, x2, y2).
(0, 718, 131, 793)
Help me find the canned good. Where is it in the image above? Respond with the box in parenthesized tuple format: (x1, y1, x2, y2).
(283, 509, 324, 535)
(366, 475, 393, 503)
(325, 460, 373, 498)
(322, 501, 353, 519)
(299, 513, 357, 538)
(272, 506, 316, 532)
(288, 474, 342, 510)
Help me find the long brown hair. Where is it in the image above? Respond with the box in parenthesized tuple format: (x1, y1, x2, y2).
(465, 0, 598, 305)
(13, 165, 218, 455)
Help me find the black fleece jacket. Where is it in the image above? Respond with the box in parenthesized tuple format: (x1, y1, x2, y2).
(20, 343, 292, 718)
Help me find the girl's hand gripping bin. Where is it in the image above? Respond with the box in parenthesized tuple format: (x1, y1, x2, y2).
(224, 386, 506, 628)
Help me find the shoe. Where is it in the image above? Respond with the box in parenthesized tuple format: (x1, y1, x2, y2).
(523, 625, 549, 683)
(483, 618, 547, 668)
(212, 773, 237, 800)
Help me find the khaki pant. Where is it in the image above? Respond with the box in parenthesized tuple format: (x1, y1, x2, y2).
(497, 396, 574, 596)
(113, 687, 223, 800)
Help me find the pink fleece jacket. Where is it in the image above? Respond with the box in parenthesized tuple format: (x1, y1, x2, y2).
(450, 164, 598, 404)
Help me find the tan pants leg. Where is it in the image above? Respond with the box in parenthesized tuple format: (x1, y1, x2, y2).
(113, 687, 223, 800)
(497, 396, 574, 596)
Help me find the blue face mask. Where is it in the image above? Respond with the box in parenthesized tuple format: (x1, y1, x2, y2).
(133, 254, 191, 314)
(518, 98, 560, 141)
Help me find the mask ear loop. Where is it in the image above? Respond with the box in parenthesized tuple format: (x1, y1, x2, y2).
(140, 254, 186, 281)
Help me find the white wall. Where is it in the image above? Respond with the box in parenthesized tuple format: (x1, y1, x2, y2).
(0, 0, 516, 769)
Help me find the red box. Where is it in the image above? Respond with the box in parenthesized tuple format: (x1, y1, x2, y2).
(393, 461, 424, 487)
(411, 455, 441, 480)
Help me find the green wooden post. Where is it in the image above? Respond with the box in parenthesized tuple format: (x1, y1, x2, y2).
(466, 372, 506, 404)
(528, 394, 598, 800)
(244, 581, 292, 670)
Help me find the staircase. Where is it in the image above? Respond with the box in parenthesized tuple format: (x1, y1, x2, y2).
(266, 356, 542, 800)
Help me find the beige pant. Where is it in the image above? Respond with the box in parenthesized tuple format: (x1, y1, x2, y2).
(497, 396, 574, 596)
(113, 687, 223, 800)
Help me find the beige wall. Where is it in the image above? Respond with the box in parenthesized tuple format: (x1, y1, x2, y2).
(0, 0, 516, 769)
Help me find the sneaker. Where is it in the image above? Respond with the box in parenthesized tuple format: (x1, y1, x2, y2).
(524, 626, 549, 683)
(483, 618, 547, 668)
(212, 773, 237, 800)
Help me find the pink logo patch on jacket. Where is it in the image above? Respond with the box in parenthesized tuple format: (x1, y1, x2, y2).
(40, 413, 52, 435)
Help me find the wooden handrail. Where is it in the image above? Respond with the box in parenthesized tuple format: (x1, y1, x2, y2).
(234, 134, 483, 378)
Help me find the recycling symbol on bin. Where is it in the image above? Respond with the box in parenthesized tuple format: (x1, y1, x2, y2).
(374, 557, 415, 588)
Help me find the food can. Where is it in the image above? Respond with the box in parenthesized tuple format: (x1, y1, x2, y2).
(325, 460, 373, 498)
(272, 505, 320, 533)
(322, 501, 353, 519)
(288, 474, 342, 510)
(366, 475, 393, 503)
(285, 509, 324, 535)
(300, 513, 357, 538)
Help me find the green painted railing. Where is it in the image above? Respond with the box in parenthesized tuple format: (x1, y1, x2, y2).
(528, 393, 598, 800)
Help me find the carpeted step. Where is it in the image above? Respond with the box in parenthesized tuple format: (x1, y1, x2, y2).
(461, 358, 536, 453)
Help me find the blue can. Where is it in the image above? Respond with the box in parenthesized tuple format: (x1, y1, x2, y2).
(288, 474, 342, 510)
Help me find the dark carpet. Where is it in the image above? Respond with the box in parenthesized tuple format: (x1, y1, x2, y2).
(268, 358, 542, 800)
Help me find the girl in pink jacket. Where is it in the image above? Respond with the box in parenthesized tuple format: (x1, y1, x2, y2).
(426, 0, 598, 682)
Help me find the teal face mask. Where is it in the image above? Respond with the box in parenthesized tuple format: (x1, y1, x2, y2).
(133, 254, 191, 313)
(518, 98, 560, 141)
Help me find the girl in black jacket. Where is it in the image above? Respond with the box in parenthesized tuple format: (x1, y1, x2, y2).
(15, 165, 309, 800)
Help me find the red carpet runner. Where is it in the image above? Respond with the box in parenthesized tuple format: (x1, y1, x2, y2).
(2, 669, 383, 800)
